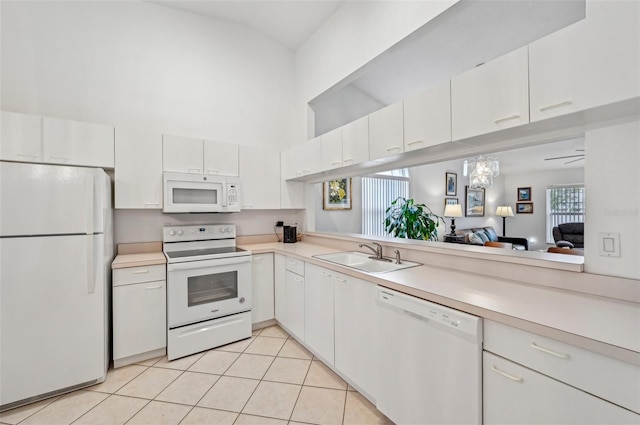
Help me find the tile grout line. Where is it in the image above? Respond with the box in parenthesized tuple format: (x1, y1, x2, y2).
(286, 340, 314, 424)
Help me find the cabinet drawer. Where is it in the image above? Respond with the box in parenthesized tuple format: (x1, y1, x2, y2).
(113, 264, 166, 286)
(484, 320, 640, 414)
(285, 256, 304, 276)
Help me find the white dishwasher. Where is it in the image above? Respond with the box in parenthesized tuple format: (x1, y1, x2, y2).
(377, 286, 482, 425)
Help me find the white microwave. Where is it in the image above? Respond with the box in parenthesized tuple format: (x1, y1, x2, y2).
(163, 172, 240, 213)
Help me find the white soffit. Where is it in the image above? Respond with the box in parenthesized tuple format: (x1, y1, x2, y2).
(148, 0, 344, 51)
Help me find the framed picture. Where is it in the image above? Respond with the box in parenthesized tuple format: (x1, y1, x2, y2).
(465, 186, 485, 217)
(446, 172, 457, 196)
(516, 202, 534, 214)
(323, 178, 352, 210)
(444, 197, 458, 206)
(517, 187, 532, 201)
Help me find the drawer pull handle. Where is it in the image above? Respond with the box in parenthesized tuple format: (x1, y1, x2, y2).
(321, 272, 332, 277)
(493, 114, 520, 124)
(330, 161, 341, 166)
(530, 342, 570, 359)
(294, 277, 303, 283)
(133, 270, 149, 274)
(343, 158, 354, 163)
(144, 202, 160, 207)
(407, 140, 423, 146)
(17, 154, 37, 158)
(145, 285, 162, 290)
(385, 146, 402, 152)
(335, 277, 347, 282)
(187, 168, 201, 173)
(49, 156, 70, 163)
(491, 365, 523, 383)
(540, 100, 573, 112)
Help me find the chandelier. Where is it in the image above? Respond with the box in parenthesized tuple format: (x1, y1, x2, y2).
(463, 156, 499, 189)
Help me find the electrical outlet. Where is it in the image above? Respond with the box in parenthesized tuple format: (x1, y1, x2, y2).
(276, 221, 284, 227)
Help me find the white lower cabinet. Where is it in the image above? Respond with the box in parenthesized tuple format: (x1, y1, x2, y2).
(304, 264, 335, 365)
(112, 265, 166, 368)
(251, 253, 274, 324)
(483, 352, 638, 424)
(284, 269, 305, 341)
(274, 254, 286, 323)
(334, 272, 378, 400)
(483, 320, 640, 424)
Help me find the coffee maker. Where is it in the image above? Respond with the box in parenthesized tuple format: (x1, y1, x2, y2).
(283, 225, 297, 243)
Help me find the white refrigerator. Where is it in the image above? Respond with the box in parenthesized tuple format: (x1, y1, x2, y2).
(0, 161, 113, 411)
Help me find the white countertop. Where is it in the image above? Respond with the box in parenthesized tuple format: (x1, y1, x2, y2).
(241, 241, 640, 363)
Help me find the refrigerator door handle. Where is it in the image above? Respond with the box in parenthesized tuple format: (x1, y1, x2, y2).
(85, 175, 94, 235)
(87, 235, 95, 294)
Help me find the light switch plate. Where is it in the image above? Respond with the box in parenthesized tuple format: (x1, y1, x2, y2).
(598, 232, 621, 257)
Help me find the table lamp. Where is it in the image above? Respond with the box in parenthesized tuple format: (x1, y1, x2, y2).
(444, 204, 463, 236)
(495, 206, 514, 237)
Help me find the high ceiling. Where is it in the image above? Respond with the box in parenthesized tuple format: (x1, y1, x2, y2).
(149, 0, 344, 51)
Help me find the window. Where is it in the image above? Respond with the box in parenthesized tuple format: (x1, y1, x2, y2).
(361, 169, 409, 237)
(546, 185, 585, 243)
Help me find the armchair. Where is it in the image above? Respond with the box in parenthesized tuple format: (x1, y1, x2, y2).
(552, 222, 584, 248)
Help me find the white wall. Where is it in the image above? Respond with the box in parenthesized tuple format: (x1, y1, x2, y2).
(0, 1, 295, 149)
(584, 120, 639, 280)
(313, 178, 362, 234)
(292, 0, 457, 144)
(504, 168, 584, 251)
(408, 159, 505, 239)
(114, 209, 305, 245)
(311, 86, 384, 137)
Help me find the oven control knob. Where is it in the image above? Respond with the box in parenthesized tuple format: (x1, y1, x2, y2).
(239, 297, 246, 304)
(177, 230, 183, 236)
(169, 230, 176, 236)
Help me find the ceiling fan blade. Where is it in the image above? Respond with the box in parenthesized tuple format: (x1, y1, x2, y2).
(564, 157, 585, 165)
(545, 154, 585, 161)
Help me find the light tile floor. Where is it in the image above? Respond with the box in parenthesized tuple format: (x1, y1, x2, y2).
(0, 325, 393, 425)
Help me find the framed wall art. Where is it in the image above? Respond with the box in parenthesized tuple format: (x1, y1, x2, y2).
(517, 187, 532, 201)
(446, 172, 457, 196)
(323, 178, 352, 210)
(465, 186, 485, 217)
(516, 202, 534, 214)
(444, 197, 459, 206)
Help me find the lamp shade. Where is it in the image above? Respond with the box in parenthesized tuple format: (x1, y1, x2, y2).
(444, 204, 463, 218)
(496, 206, 514, 217)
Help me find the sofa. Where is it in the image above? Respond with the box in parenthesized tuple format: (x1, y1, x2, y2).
(552, 222, 584, 248)
(453, 226, 529, 250)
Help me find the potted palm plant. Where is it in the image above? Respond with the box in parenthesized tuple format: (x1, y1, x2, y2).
(384, 197, 444, 241)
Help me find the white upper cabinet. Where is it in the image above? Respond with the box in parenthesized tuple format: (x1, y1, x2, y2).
(281, 137, 322, 180)
(1, 111, 43, 162)
(369, 101, 404, 161)
(451, 46, 530, 141)
(529, 1, 640, 122)
(403, 80, 452, 152)
(239, 144, 280, 209)
(341, 116, 369, 167)
(163, 134, 238, 176)
(43, 117, 114, 168)
(203, 139, 239, 176)
(115, 127, 163, 209)
(321, 127, 343, 171)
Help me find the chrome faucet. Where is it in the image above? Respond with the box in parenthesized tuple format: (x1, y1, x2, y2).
(394, 249, 401, 265)
(359, 242, 383, 260)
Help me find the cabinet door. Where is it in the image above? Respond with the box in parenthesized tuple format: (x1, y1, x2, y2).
(369, 101, 404, 160)
(483, 352, 639, 425)
(529, 1, 640, 122)
(203, 139, 239, 176)
(403, 80, 452, 152)
(114, 127, 163, 209)
(321, 127, 343, 171)
(274, 254, 286, 323)
(251, 253, 274, 324)
(299, 137, 322, 177)
(162, 134, 203, 173)
(334, 274, 377, 399)
(285, 270, 305, 341)
(43, 117, 114, 168)
(1, 111, 43, 162)
(342, 116, 369, 167)
(451, 46, 529, 141)
(113, 280, 166, 361)
(239, 145, 280, 209)
(304, 264, 335, 365)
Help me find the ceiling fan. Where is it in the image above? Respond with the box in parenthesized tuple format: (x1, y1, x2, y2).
(544, 149, 585, 165)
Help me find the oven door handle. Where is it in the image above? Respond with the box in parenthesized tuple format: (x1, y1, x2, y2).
(167, 256, 252, 271)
